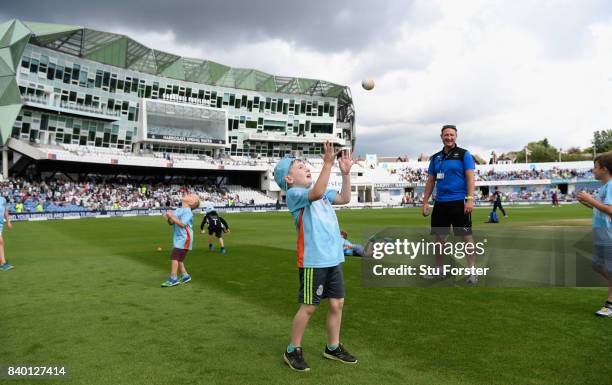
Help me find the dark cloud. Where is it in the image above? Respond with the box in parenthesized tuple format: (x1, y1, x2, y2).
(0, 0, 414, 53)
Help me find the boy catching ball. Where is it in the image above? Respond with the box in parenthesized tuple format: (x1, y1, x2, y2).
(161, 193, 200, 288)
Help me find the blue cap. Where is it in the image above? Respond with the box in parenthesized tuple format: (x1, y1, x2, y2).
(274, 156, 294, 191)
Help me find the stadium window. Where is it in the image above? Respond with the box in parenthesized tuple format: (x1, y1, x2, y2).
(283, 103, 288, 115)
(72, 64, 80, 81)
(245, 120, 257, 129)
(29, 58, 38, 73)
(95, 70, 103, 88)
(233, 119, 239, 130)
(324, 102, 329, 113)
(277, 98, 283, 112)
(310, 123, 333, 134)
(85, 95, 92, 105)
(21, 56, 30, 69)
(247, 100, 252, 112)
(108, 99, 115, 109)
(21, 122, 30, 134)
(329, 107, 335, 117)
(234, 98, 241, 109)
(69, 91, 77, 102)
(110, 77, 117, 92)
(300, 101, 306, 114)
(103, 71, 110, 87)
(265, 98, 271, 110)
(241, 95, 247, 107)
(131, 78, 138, 93)
(122, 101, 129, 111)
(55, 66, 64, 80)
(63, 68, 71, 84)
(271, 102, 276, 114)
(47, 63, 55, 80)
(38, 60, 47, 74)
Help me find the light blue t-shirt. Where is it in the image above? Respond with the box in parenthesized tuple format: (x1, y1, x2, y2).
(286, 187, 344, 268)
(0, 197, 6, 229)
(593, 180, 612, 246)
(173, 207, 194, 250)
(0, 197, 6, 223)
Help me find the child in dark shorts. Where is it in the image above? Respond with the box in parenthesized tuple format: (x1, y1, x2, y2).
(161, 194, 199, 288)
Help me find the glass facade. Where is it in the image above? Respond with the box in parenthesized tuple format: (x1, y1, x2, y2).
(12, 34, 354, 157)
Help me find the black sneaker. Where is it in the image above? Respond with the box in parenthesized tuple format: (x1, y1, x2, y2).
(283, 347, 310, 371)
(323, 343, 358, 364)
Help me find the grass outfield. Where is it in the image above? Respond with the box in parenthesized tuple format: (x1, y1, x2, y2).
(0, 204, 608, 385)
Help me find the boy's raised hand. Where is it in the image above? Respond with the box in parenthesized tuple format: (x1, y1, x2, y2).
(321, 140, 340, 166)
(338, 149, 353, 175)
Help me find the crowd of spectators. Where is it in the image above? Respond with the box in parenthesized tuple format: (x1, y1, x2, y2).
(387, 166, 593, 184)
(474, 168, 593, 182)
(0, 178, 245, 213)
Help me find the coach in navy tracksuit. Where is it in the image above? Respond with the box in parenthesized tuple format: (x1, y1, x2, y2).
(422, 125, 478, 283)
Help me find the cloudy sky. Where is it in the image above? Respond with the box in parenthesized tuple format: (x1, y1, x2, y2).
(3, 0, 612, 159)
